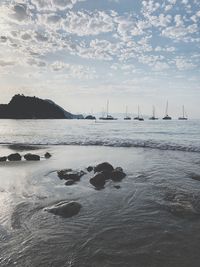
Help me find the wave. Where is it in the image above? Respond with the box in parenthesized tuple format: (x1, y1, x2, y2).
(1, 139, 200, 153)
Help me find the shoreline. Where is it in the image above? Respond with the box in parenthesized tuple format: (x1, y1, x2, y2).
(1, 145, 200, 266)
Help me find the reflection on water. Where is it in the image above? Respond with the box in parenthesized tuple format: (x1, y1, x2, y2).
(0, 145, 200, 267)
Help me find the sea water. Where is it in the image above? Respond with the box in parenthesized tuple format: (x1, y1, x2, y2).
(0, 119, 200, 152)
(0, 120, 200, 267)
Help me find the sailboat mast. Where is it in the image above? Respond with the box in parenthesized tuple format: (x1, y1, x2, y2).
(153, 105, 155, 117)
(182, 105, 184, 118)
(126, 106, 128, 117)
(165, 101, 168, 116)
(138, 105, 140, 118)
(106, 100, 109, 117)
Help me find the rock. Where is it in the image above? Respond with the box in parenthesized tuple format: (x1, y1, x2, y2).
(45, 152, 51, 159)
(24, 153, 40, 161)
(7, 153, 21, 161)
(191, 174, 200, 181)
(0, 156, 7, 162)
(58, 169, 72, 179)
(115, 167, 123, 172)
(94, 162, 114, 173)
(57, 169, 86, 181)
(100, 170, 111, 180)
(114, 185, 121, 189)
(90, 173, 106, 188)
(65, 180, 75, 186)
(87, 166, 93, 172)
(45, 201, 81, 218)
(85, 115, 96, 120)
(111, 170, 126, 182)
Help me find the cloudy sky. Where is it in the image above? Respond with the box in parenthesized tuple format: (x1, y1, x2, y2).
(0, 0, 199, 117)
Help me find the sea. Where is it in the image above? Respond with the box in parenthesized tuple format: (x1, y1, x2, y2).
(0, 119, 200, 267)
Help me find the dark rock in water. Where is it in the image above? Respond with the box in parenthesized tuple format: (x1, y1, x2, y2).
(111, 170, 126, 182)
(90, 173, 106, 188)
(85, 115, 96, 120)
(87, 166, 93, 172)
(57, 169, 86, 181)
(7, 153, 21, 161)
(115, 167, 123, 172)
(94, 162, 114, 173)
(114, 185, 121, 189)
(24, 153, 40, 161)
(65, 180, 75, 186)
(45, 201, 81, 218)
(57, 169, 72, 180)
(0, 156, 7, 162)
(44, 152, 51, 159)
(191, 174, 200, 181)
(101, 170, 112, 180)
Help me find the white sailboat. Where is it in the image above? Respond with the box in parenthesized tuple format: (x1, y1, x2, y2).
(99, 100, 116, 120)
(124, 106, 131, 120)
(178, 105, 188, 120)
(149, 106, 158, 120)
(163, 101, 172, 120)
(134, 106, 144, 121)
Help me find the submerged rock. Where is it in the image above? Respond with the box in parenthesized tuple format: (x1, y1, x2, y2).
(57, 169, 86, 181)
(87, 166, 93, 172)
(8, 144, 43, 151)
(90, 173, 106, 188)
(114, 185, 121, 189)
(0, 156, 7, 162)
(94, 162, 114, 173)
(45, 152, 51, 159)
(191, 174, 200, 181)
(115, 167, 123, 172)
(7, 153, 21, 161)
(24, 153, 40, 161)
(65, 180, 75, 186)
(45, 201, 81, 218)
(111, 170, 126, 182)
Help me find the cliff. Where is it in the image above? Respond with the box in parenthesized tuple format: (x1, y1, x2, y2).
(0, 94, 77, 119)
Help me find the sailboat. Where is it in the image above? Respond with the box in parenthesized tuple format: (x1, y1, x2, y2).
(149, 106, 158, 120)
(99, 101, 116, 120)
(163, 101, 172, 120)
(124, 106, 131, 120)
(178, 105, 188, 120)
(134, 106, 144, 121)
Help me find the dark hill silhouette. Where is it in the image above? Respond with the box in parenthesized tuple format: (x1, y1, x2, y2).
(0, 94, 77, 119)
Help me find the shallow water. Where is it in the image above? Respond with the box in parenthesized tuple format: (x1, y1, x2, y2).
(1, 145, 200, 267)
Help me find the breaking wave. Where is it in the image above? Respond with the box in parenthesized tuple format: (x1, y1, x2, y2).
(1, 138, 200, 153)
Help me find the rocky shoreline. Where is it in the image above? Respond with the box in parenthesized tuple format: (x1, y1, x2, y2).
(0, 149, 127, 219)
(45, 162, 127, 218)
(0, 152, 51, 162)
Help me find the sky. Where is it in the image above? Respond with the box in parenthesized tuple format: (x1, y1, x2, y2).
(0, 0, 200, 118)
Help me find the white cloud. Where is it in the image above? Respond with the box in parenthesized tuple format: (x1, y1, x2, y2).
(0, 0, 199, 83)
(50, 61, 97, 79)
(162, 22, 198, 41)
(31, 0, 85, 11)
(61, 11, 115, 36)
(175, 57, 196, 70)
